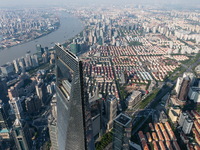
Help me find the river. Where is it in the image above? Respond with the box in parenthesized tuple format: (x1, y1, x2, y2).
(0, 13, 84, 65)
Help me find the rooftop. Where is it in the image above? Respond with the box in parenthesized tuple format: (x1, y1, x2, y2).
(106, 95, 116, 102)
(0, 128, 9, 133)
(115, 113, 132, 127)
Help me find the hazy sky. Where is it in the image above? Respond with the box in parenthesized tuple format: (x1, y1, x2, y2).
(0, 0, 199, 8)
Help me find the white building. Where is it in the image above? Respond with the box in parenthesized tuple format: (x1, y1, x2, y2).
(105, 95, 117, 131)
(126, 90, 142, 108)
(9, 97, 24, 119)
(188, 87, 200, 103)
(175, 77, 183, 95)
(178, 112, 193, 134)
(183, 72, 196, 86)
(13, 59, 19, 73)
(0, 63, 14, 76)
(178, 112, 188, 127)
(182, 118, 193, 134)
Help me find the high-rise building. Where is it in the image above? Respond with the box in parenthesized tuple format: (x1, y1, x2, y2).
(0, 101, 12, 130)
(31, 54, 39, 67)
(44, 47, 49, 55)
(48, 118, 58, 150)
(25, 95, 41, 115)
(18, 57, 26, 73)
(55, 44, 95, 150)
(188, 79, 200, 103)
(36, 44, 44, 59)
(48, 96, 58, 150)
(0, 63, 14, 77)
(24, 54, 32, 69)
(35, 81, 46, 105)
(182, 118, 193, 134)
(0, 102, 13, 149)
(0, 77, 8, 101)
(9, 97, 24, 120)
(50, 52, 56, 64)
(12, 119, 32, 150)
(113, 113, 132, 150)
(42, 52, 48, 63)
(175, 77, 183, 94)
(47, 84, 53, 94)
(178, 112, 193, 134)
(183, 72, 195, 86)
(178, 77, 190, 102)
(178, 112, 188, 127)
(13, 59, 19, 73)
(105, 95, 117, 131)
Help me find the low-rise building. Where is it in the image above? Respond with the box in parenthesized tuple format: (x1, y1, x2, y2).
(168, 107, 181, 123)
(126, 90, 142, 108)
(180, 132, 189, 144)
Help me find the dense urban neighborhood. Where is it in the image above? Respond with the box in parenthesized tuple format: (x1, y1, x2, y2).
(0, 4, 200, 150)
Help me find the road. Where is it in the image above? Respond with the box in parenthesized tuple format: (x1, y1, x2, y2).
(132, 109, 155, 135)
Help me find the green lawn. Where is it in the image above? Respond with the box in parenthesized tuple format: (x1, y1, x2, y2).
(139, 89, 160, 109)
(95, 132, 112, 150)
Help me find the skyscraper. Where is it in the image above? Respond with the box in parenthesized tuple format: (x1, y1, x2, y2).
(9, 97, 24, 120)
(13, 59, 19, 73)
(55, 44, 94, 150)
(105, 95, 117, 131)
(36, 44, 44, 59)
(35, 80, 46, 106)
(178, 77, 190, 102)
(0, 77, 8, 101)
(0, 101, 12, 130)
(12, 119, 32, 150)
(31, 54, 39, 67)
(0, 63, 14, 77)
(48, 95, 58, 150)
(113, 113, 132, 150)
(24, 54, 32, 70)
(0, 102, 13, 150)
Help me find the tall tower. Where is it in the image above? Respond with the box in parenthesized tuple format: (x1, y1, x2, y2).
(12, 120, 32, 150)
(178, 77, 190, 102)
(55, 44, 94, 150)
(0, 77, 8, 101)
(105, 95, 117, 131)
(48, 95, 58, 150)
(0, 101, 12, 129)
(35, 81, 46, 106)
(13, 59, 19, 73)
(113, 113, 132, 150)
(36, 44, 44, 59)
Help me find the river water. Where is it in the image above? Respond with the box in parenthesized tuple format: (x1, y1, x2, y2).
(0, 13, 84, 65)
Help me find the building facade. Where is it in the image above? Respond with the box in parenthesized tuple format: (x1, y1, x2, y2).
(113, 113, 132, 150)
(182, 118, 193, 134)
(126, 91, 142, 108)
(178, 77, 190, 102)
(12, 120, 32, 150)
(55, 44, 94, 150)
(105, 95, 117, 131)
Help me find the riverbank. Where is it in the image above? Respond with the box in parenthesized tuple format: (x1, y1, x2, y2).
(0, 22, 60, 51)
(0, 12, 84, 65)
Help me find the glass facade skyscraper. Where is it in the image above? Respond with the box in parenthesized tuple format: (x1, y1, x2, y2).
(55, 44, 94, 150)
(113, 113, 132, 150)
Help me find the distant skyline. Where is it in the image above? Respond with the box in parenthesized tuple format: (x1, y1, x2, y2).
(0, 0, 200, 8)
